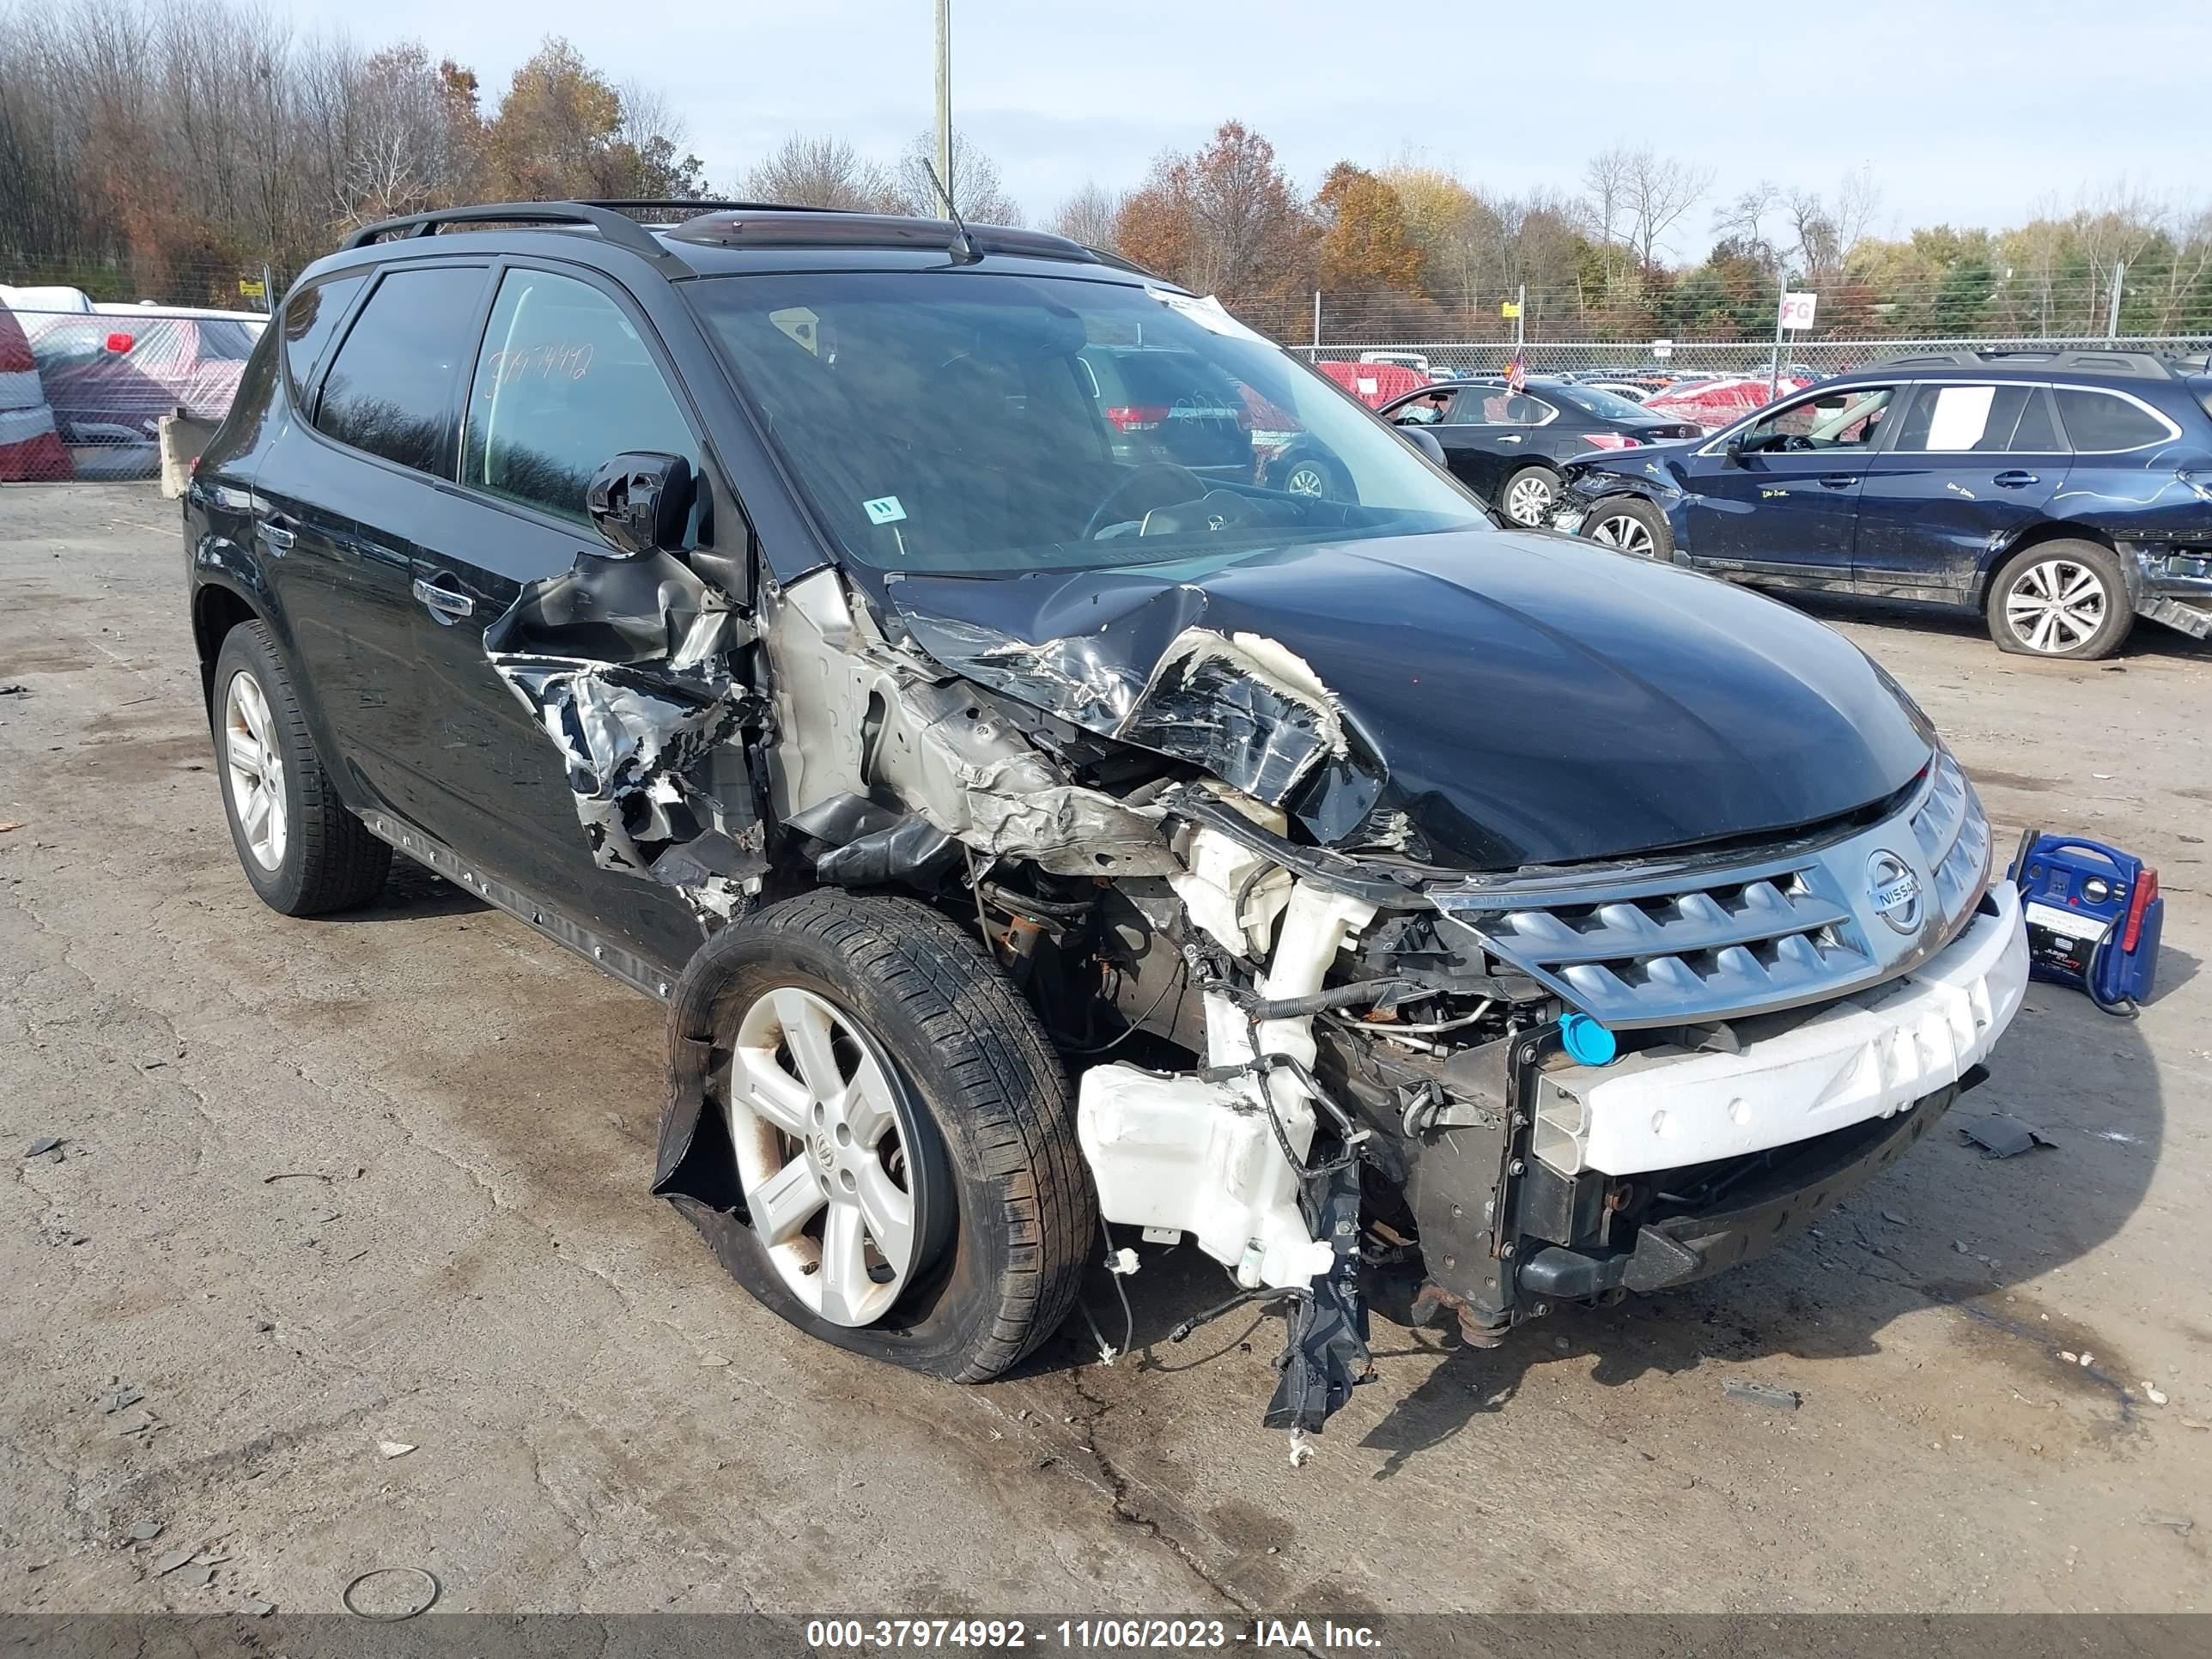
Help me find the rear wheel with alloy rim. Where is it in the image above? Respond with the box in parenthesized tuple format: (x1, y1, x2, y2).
(1986, 540, 2132, 660)
(1498, 463, 1559, 527)
(1582, 495, 1672, 560)
(210, 620, 392, 915)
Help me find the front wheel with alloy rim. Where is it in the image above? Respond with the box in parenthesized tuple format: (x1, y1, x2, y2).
(1986, 540, 2133, 660)
(210, 620, 392, 915)
(668, 891, 1095, 1382)
(1498, 463, 1559, 527)
(1581, 495, 1672, 560)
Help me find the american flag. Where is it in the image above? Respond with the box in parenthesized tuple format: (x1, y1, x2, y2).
(1504, 343, 1527, 394)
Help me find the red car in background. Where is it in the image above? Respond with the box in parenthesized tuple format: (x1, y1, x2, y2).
(19, 305, 265, 478)
(1314, 358, 1428, 409)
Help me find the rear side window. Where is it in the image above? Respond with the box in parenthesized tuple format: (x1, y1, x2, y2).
(313, 265, 487, 475)
(1889, 384, 2062, 453)
(460, 268, 697, 522)
(2054, 387, 2172, 453)
(281, 273, 366, 398)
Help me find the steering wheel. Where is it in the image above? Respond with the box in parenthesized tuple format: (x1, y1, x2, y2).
(1775, 433, 1816, 453)
(1084, 462, 1207, 540)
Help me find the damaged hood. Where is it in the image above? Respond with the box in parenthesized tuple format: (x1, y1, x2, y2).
(887, 530, 1933, 868)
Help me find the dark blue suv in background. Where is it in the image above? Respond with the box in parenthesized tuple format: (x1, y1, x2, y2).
(1553, 349, 2212, 659)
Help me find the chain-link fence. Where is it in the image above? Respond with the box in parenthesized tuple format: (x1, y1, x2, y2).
(0, 304, 267, 482)
(1287, 335, 2212, 380)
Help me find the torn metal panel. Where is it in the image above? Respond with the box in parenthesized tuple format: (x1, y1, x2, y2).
(484, 548, 767, 926)
(893, 596, 1347, 807)
(760, 568, 1175, 876)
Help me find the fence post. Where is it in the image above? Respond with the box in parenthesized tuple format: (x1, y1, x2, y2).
(1768, 275, 1789, 398)
(2106, 263, 2124, 339)
(1311, 289, 1321, 349)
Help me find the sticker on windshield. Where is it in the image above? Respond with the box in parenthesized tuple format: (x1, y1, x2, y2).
(1144, 286, 1273, 346)
(862, 495, 908, 526)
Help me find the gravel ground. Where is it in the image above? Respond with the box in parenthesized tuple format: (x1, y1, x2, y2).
(3, 483, 2209, 1618)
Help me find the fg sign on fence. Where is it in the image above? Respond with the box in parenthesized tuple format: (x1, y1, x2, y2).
(1780, 291, 1820, 331)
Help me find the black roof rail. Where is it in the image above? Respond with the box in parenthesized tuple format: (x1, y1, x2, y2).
(1875, 346, 2179, 380)
(339, 202, 691, 273)
(1082, 244, 1166, 282)
(578, 198, 835, 218)
(667, 210, 1101, 264)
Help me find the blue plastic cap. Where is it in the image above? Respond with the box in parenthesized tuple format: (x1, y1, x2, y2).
(1559, 1012, 1619, 1066)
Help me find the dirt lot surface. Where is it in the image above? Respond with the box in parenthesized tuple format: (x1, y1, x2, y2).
(3, 483, 2209, 1619)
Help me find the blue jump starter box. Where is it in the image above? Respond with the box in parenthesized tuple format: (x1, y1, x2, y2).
(2007, 830, 2162, 1013)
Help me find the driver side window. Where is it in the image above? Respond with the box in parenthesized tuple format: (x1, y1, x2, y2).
(1743, 386, 1895, 453)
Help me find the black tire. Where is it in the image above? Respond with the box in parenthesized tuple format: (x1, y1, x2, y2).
(1496, 462, 1561, 527)
(1580, 495, 1674, 561)
(1984, 539, 2133, 660)
(672, 890, 1094, 1383)
(210, 620, 392, 915)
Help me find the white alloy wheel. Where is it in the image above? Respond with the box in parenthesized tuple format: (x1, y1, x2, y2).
(1285, 462, 1328, 497)
(2002, 556, 2110, 654)
(222, 668, 288, 871)
(726, 986, 924, 1328)
(1504, 470, 1556, 526)
(1590, 510, 1656, 556)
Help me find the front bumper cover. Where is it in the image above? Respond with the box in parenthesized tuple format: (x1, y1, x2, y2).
(1516, 1070, 1977, 1300)
(1398, 884, 2027, 1334)
(1530, 882, 2028, 1176)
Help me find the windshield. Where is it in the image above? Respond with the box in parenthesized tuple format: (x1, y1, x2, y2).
(684, 271, 1487, 574)
(1549, 382, 1654, 422)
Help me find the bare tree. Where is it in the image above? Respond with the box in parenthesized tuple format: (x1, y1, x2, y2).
(1580, 147, 1631, 248)
(1050, 180, 1124, 248)
(740, 133, 896, 211)
(1712, 180, 1783, 269)
(1620, 149, 1713, 269)
(892, 127, 1020, 224)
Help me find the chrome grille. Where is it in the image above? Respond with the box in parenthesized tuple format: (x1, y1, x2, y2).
(1431, 751, 1991, 1028)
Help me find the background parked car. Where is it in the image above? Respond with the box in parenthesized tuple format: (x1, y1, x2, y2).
(1076, 343, 1257, 481)
(1315, 358, 1427, 409)
(1641, 373, 1810, 433)
(20, 305, 264, 478)
(1379, 376, 1700, 525)
(1553, 348, 2212, 659)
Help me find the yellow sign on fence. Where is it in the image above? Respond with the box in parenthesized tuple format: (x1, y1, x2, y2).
(237, 277, 266, 301)
(1500, 301, 1522, 319)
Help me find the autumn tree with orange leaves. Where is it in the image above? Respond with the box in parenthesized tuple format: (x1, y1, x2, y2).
(1113, 121, 1316, 315)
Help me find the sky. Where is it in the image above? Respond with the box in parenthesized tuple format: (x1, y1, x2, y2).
(276, 0, 2211, 258)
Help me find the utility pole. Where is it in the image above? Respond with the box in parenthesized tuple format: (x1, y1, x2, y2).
(2106, 261, 2125, 339)
(933, 0, 952, 209)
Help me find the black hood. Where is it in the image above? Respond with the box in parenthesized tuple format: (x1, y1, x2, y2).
(885, 529, 1933, 869)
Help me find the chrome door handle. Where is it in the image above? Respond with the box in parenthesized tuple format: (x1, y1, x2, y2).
(1497, 434, 1523, 443)
(1993, 470, 2040, 488)
(411, 576, 475, 623)
(256, 520, 295, 551)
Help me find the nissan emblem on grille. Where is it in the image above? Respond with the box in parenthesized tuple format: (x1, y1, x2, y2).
(1867, 850, 1924, 934)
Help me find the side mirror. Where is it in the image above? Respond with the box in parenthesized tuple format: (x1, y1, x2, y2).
(1406, 427, 1447, 467)
(1723, 431, 1749, 464)
(585, 452, 694, 559)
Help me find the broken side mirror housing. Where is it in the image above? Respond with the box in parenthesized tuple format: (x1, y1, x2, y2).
(586, 452, 694, 559)
(1406, 427, 1447, 468)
